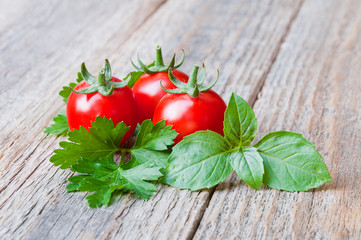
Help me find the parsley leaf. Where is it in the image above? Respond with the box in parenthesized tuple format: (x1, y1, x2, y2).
(50, 117, 129, 169)
(50, 117, 177, 207)
(67, 156, 162, 207)
(44, 109, 69, 135)
(45, 73, 84, 135)
(86, 188, 113, 208)
(67, 156, 161, 207)
(254, 131, 332, 191)
(120, 163, 162, 199)
(67, 160, 121, 208)
(129, 120, 177, 168)
(129, 149, 170, 168)
(59, 72, 83, 103)
(133, 120, 177, 150)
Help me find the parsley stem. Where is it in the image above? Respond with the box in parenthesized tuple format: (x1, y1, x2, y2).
(119, 148, 131, 153)
(120, 150, 126, 165)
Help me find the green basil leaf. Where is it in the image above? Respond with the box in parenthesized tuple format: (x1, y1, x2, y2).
(163, 130, 233, 190)
(224, 93, 257, 147)
(254, 131, 332, 191)
(230, 147, 264, 190)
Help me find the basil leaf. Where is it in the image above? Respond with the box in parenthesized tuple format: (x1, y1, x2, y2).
(230, 147, 264, 190)
(254, 131, 332, 191)
(164, 131, 233, 190)
(224, 93, 257, 147)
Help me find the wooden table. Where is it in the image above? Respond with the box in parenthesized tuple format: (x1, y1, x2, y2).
(1, 0, 360, 239)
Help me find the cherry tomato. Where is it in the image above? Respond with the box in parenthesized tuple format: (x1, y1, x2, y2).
(67, 77, 138, 145)
(153, 89, 227, 144)
(132, 69, 188, 123)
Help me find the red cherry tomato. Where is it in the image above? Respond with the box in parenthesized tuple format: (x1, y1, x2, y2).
(67, 77, 138, 145)
(132, 69, 188, 123)
(153, 89, 227, 144)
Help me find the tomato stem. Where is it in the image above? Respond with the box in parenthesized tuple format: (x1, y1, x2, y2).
(155, 45, 165, 67)
(188, 66, 199, 88)
(131, 46, 185, 74)
(188, 66, 200, 98)
(97, 69, 106, 86)
(189, 85, 200, 98)
(71, 60, 129, 96)
(164, 65, 218, 98)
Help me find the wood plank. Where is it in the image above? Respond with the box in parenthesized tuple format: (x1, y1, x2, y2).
(0, 0, 165, 189)
(0, 0, 166, 237)
(0, 0, 302, 239)
(0, 0, 38, 34)
(194, 0, 361, 239)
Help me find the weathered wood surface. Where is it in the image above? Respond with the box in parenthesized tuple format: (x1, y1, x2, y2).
(0, 0, 360, 239)
(194, 0, 361, 239)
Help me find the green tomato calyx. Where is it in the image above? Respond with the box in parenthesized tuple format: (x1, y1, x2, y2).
(71, 59, 130, 97)
(131, 45, 185, 74)
(161, 64, 219, 98)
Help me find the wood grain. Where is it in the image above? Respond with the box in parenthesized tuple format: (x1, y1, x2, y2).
(0, 0, 305, 239)
(2, 0, 359, 239)
(0, 0, 168, 238)
(194, 0, 361, 239)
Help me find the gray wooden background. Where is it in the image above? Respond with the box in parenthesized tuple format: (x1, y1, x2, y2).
(0, 0, 360, 239)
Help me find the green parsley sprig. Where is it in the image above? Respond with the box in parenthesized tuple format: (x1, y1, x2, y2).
(50, 117, 177, 207)
(44, 109, 69, 135)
